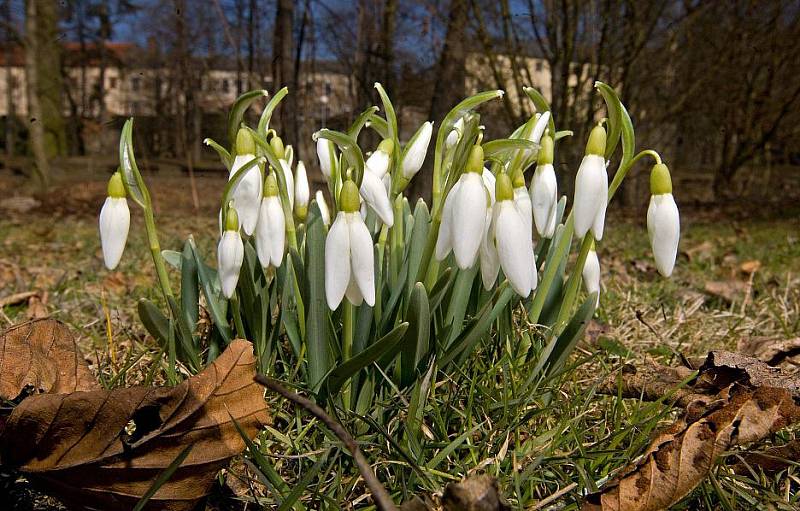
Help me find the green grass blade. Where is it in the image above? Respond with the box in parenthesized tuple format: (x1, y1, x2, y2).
(132, 443, 194, 511)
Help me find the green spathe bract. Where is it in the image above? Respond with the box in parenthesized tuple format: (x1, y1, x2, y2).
(110, 83, 676, 504)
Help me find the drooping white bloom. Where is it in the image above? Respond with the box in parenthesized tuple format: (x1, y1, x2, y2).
(255, 174, 286, 269)
(325, 181, 375, 309)
(480, 210, 500, 290)
(218, 209, 244, 299)
(488, 174, 537, 297)
(317, 137, 336, 179)
(401, 121, 433, 180)
(98, 172, 130, 270)
(513, 185, 533, 243)
(294, 160, 309, 219)
(359, 139, 394, 227)
(582, 247, 601, 307)
(647, 163, 680, 277)
(445, 116, 465, 148)
(229, 154, 263, 236)
(530, 133, 558, 238)
(316, 190, 331, 227)
(436, 172, 488, 269)
(573, 125, 608, 240)
(279, 158, 295, 209)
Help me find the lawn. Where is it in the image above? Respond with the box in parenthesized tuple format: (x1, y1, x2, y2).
(1, 171, 799, 509)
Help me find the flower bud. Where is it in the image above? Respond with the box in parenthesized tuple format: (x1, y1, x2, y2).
(365, 139, 393, 178)
(582, 244, 601, 307)
(316, 138, 336, 178)
(316, 190, 331, 226)
(235, 128, 255, 156)
(99, 172, 130, 270)
(218, 207, 244, 299)
(401, 121, 432, 180)
(294, 160, 309, 220)
(647, 163, 679, 277)
(446, 117, 464, 148)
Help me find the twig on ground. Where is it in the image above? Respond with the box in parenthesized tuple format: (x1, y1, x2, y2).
(254, 374, 398, 511)
(528, 482, 577, 510)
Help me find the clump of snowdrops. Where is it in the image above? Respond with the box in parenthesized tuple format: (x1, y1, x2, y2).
(99, 83, 679, 407)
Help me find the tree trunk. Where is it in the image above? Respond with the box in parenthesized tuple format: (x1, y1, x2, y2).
(273, 0, 298, 151)
(413, 0, 468, 200)
(24, 0, 51, 188)
(30, 0, 67, 159)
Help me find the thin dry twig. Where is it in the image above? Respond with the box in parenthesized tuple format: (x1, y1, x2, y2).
(528, 482, 578, 510)
(254, 375, 398, 511)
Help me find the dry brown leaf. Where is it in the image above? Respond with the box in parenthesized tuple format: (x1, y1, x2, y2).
(737, 336, 800, 374)
(703, 280, 748, 303)
(0, 319, 100, 401)
(442, 475, 509, 511)
(729, 440, 800, 475)
(583, 385, 800, 511)
(0, 339, 269, 511)
(598, 361, 705, 409)
(25, 292, 49, 319)
(695, 350, 800, 398)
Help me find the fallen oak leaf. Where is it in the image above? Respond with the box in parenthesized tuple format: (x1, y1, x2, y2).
(737, 336, 800, 374)
(582, 385, 800, 511)
(695, 350, 800, 398)
(0, 339, 269, 511)
(0, 319, 99, 401)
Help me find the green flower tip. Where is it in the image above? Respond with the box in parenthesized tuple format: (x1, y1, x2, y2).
(537, 134, 554, 166)
(585, 124, 606, 157)
(339, 180, 361, 213)
(496, 173, 514, 201)
(270, 136, 286, 160)
(650, 163, 672, 195)
(377, 138, 394, 155)
(107, 171, 126, 198)
(589, 238, 596, 251)
(235, 128, 256, 156)
(466, 144, 484, 174)
(225, 207, 240, 232)
(264, 173, 279, 197)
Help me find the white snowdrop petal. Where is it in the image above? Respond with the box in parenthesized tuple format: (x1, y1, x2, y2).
(366, 150, 391, 179)
(229, 154, 263, 236)
(344, 278, 364, 306)
(648, 193, 680, 277)
(316, 191, 331, 226)
(479, 209, 500, 290)
(482, 168, 496, 204)
(360, 169, 394, 227)
(452, 173, 487, 269)
(347, 213, 376, 306)
(531, 163, 558, 238)
(218, 231, 244, 299)
(514, 186, 533, 243)
(402, 121, 433, 179)
(99, 197, 130, 270)
(295, 161, 309, 208)
(573, 154, 606, 238)
(591, 167, 609, 240)
(279, 159, 295, 209)
(325, 212, 351, 309)
(263, 197, 286, 267)
(529, 111, 550, 145)
(317, 138, 334, 178)
(495, 202, 534, 297)
(435, 181, 460, 261)
(582, 249, 601, 307)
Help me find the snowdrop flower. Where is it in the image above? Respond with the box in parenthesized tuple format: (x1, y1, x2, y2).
(482, 167, 496, 204)
(512, 170, 533, 241)
(530, 133, 558, 238)
(445, 116, 465, 148)
(229, 129, 263, 236)
(528, 111, 550, 146)
(573, 124, 608, 240)
(272, 136, 295, 209)
(399, 121, 433, 187)
(99, 171, 130, 270)
(294, 160, 309, 220)
(317, 137, 336, 179)
(218, 207, 244, 299)
(316, 190, 331, 227)
(359, 139, 394, 227)
(647, 163, 680, 277)
(582, 243, 601, 307)
(255, 174, 286, 269)
(325, 180, 375, 309)
(436, 144, 489, 269)
(488, 174, 537, 297)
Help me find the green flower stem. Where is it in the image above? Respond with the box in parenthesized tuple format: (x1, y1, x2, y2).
(528, 215, 574, 323)
(342, 301, 355, 410)
(142, 205, 174, 301)
(608, 149, 662, 200)
(231, 295, 246, 339)
(552, 234, 593, 334)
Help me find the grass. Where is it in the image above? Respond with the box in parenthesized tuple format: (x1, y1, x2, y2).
(1, 172, 799, 509)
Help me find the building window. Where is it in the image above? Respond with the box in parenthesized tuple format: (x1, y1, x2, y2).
(108, 76, 117, 89)
(131, 76, 141, 92)
(324, 81, 331, 95)
(221, 79, 230, 93)
(535, 61, 543, 72)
